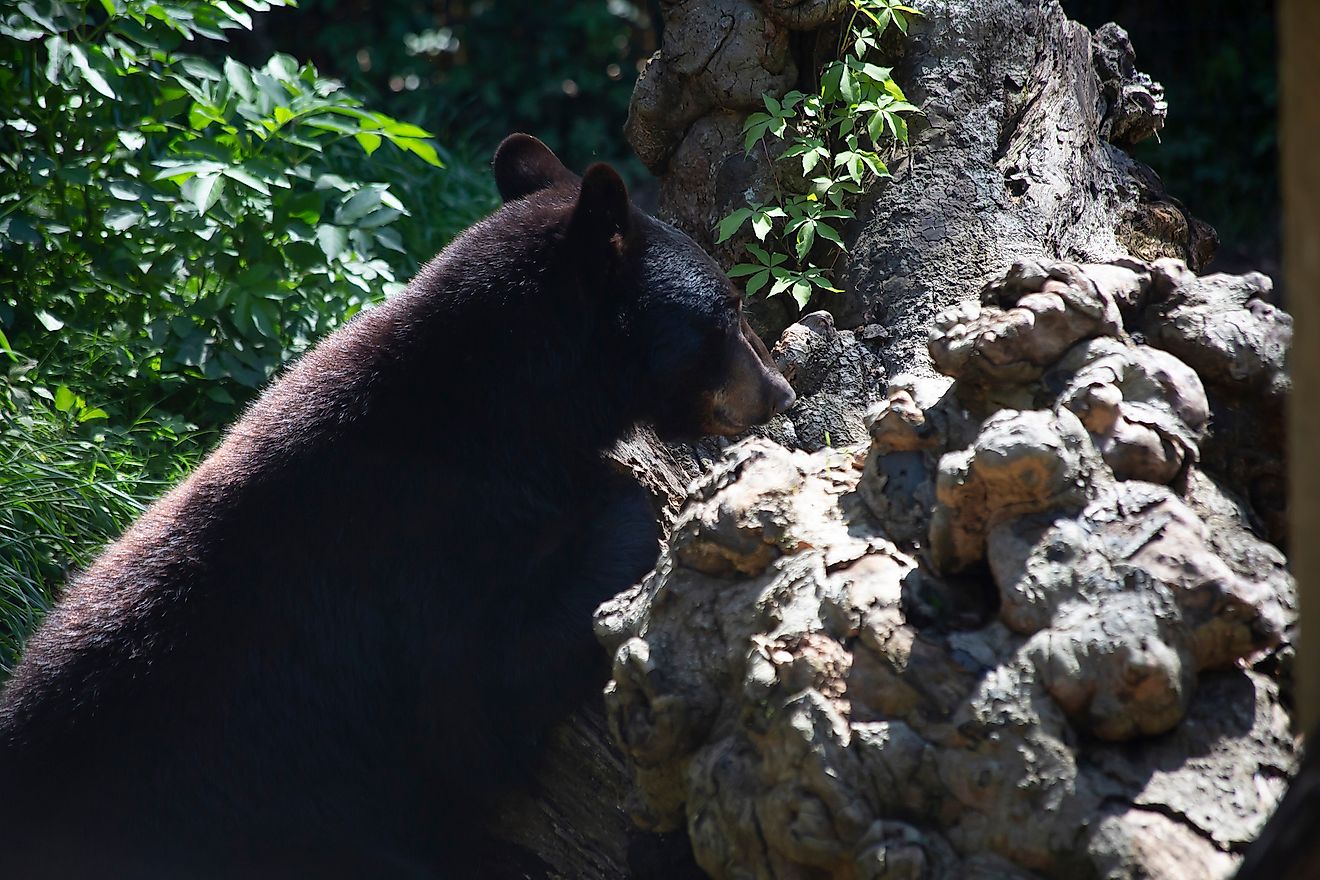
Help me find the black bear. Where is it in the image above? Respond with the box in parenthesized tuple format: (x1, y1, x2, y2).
(0, 134, 794, 878)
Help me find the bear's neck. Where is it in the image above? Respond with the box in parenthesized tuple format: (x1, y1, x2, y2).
(235, 277, 644, 497)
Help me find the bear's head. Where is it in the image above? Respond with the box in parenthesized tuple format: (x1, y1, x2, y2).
(492, 134, 796, 439)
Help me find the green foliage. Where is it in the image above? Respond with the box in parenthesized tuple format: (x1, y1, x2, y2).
(0, 394, 203, 674)
(0, 0, 501, 674)
(717, 0, 921, 310)
(239, 0, 656, 182)
(0, 0, 478, 429)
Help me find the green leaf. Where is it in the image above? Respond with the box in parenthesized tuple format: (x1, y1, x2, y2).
(179, 56, 222, 81)
(2, 16, 47, 41)
(741, 112, 772, 152)
(224, 57, 256, 102)
(44, 35, 69, 85)
(821, 62, 844, 101)
(355, 132, 382, 155)
(840, 68, 858, 104)
(891, 115, 908, 143)
(316, 225, 348, 260)
(867, 110, 886, 144)
(304, 114, 359, 135)
(78, 407, 109, 422)
(791, 280, 813, 309)
(374, 228, 406, 254)
(795, 222, 816, 260)
(215, 0, 253, 29)
(335, 188, 383, 225)
(183, 173, 224, 213)
(284, 191, 323, 224)
(744, 269, 770, 297)
(382, 119, 432, 138)
(726, 263, 763, 278)
(265, 53, 299, 82)
(35, 310, 64, 331)
(222, 166, 272, 195)
(108, 180, 148, 201)
(398, 137, 443, 167)
(854, 4, 883, 30)
(751, 213, 775, 240)
(104, 205, 141, 231)
(187, 103, 215, 130)
(715, 208, 753, 244)
(68, 44, 117, 98)
(54, 385, 76, 412)
(816, 223, 846, 250)
(852, 61, 893, 84)
(249, 301, 279, 339)
(153, 159, 227, 182)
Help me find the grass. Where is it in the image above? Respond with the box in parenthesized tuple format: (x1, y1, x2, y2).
(0, 405, 204, 676)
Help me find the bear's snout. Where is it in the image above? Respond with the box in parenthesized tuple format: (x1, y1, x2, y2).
(769, 375, 796, 416)
(701, 319, 797, 436)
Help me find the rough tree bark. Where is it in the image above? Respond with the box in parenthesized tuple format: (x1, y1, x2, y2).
(489, 2, 1296, 878)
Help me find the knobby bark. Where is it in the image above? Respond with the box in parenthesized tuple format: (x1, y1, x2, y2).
(489, 2, 1296, 877)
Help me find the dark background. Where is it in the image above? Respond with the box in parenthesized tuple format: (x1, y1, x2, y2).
(1066, 0, 1279, 278)
(232, 0, 1279, 276)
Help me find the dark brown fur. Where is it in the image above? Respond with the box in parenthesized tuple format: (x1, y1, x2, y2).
(0, 136, 792, 878)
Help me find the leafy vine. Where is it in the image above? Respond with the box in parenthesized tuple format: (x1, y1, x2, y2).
(716, 0, 921, 308)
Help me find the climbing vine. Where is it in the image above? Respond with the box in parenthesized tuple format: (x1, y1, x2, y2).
(716, 0, 921, 308)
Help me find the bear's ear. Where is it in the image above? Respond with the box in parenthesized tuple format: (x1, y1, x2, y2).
(493, 134, 576, 203)
(569, 163, 631, 255)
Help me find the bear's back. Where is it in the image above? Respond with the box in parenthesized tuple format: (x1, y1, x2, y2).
(0, 196, 608, 872)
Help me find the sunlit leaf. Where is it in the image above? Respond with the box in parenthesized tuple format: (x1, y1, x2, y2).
(222, 166, 271, 194)
(182, 173, 224, 213)
(335, 188, 382, 225)
(398, 137, 443, 167)
(35, 310, 64, 332)
(54, 385, 76, 412)
(791, 280, 812, 309)
(355, 131, 382, 155)
(316, 225, 348, 260)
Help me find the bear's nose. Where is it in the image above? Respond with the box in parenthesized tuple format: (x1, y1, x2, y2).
(770, 381, 796, 416)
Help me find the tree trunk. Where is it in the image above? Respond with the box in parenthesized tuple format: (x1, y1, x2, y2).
(492, 2, 1297, 877)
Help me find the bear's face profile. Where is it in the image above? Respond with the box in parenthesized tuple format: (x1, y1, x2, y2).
(493, 134, 795, 440)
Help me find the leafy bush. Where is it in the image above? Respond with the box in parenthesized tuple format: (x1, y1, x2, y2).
(0, 0, 499, 674)
(234, 0, 656, 180)
(0, 0, 492, 429)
